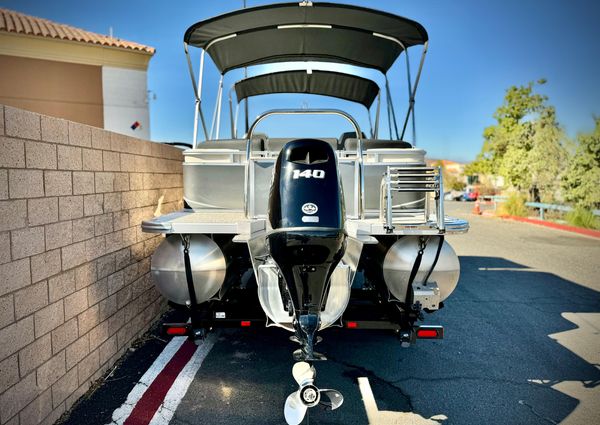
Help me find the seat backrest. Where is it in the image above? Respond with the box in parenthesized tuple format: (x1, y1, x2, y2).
(345, 139, 413, 150)
(194, 138, 265, 151)
(266, 138, 339, 152)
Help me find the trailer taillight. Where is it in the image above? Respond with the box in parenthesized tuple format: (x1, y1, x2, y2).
(241, 321, 251, 327)
(346, 321, 358, 329)
(166, 326, 188, 336)
(416, 326, 444, 339)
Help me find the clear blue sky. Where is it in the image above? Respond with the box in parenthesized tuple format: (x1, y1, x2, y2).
(5, 0, 600, 162)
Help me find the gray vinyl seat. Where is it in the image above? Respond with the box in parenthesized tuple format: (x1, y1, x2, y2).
(265, 138, 339, 152)
(345, 138, 413, 150)
(194, 138, 265, 151)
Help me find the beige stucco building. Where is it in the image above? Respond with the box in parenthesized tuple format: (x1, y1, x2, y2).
(0, 8, 155, 139)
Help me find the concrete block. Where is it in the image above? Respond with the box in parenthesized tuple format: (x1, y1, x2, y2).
(72, 216, 95, 242)
(28, 197, 59, 226)
(0, 258, 30, 297)
(82, 148, 103, 171)
(48, 270, 75, 303)
(64, 288, 88, 321)
(107, 270, 124, 295)
(61, 240, 87, 270)
(5, 106, 41, 140)
(8, 169, 44, 199)
(65, 334, 89, 370)
(113, 211, 129, 231)
(96, 254, 115, 279)
(31, 249, 62, 283)
(103, 151, 120, 171)
(19, 388, 53, 425)
(34, 300, 64, 337)
(83, 194, 103, 216)
(0, 200, 27, 231)
(73, 171, 95, 195)
(44, 171, 72, 196)
(51, 317, 78, 354)
(41, 115, 68, 144)
(103, 192, 121, 212)
(0, 354, 19, 394)
(25, 141, 57, 169)
(89, 320, 109, 351)
(68, 122, 91, 147)
(105, 230, 124, 254)
(0, 169, 7, 200)
(98, 335, 117, 366)
(0, 136, 25, 168)
(95, 172, 115, 193)
(0, 294, 14, 329)
(77, 349, 99, 385)
(0, 231, 10, 264)
(94, 213, 113, 236)
(87, 278, 108, 307)
(85, 235, 105, 261)
(74, 262, 96, 290)
(51, 366, 78, 408)
(58, 195, 83, 220)
(57, 145, 82, 170)
(18, 333, 51, 377)
(45, 220, 73, 250)
(77, 304, 99, 335)
(0, 371, 39, 424)
(91, 127, 110, 150)
(36, 350, 66, 390)
(15, 280, 48, 319)
(11, 226, 45, 259)
(113, 172, 129, 191)
(0, 316, 34, 360)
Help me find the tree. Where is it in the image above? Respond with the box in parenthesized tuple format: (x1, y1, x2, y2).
(562, 118, 600, 208)
(467, 80, 567, 201)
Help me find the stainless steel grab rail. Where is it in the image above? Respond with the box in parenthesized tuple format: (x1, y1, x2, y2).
(243, 109, 364, 219)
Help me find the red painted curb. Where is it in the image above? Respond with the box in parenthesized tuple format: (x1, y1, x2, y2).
(500, 215, 600, 239)
(124, 340, 197, 425)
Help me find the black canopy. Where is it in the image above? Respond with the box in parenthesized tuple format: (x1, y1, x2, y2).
(234, 70, 379, 108)
(184, 2, 428, 74)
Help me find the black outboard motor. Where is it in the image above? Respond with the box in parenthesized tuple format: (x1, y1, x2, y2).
(268, 139, 346, 361)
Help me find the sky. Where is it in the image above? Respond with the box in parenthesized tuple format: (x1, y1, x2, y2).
(4, 0, 600, 162)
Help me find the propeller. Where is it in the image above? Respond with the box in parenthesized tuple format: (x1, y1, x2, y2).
(284, 362, 343, 425)
(292, 361, 315, 385)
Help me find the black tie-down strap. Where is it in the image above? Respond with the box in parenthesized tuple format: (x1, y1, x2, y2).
(181, 235, 199, 308)
(404, 235, 445, 308)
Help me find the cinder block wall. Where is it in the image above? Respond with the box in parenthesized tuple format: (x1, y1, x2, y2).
(0, 105, 183, 425)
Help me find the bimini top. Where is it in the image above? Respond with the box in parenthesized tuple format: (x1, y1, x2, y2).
(234, 70, 379, 108)
(184, 2, 428, 74)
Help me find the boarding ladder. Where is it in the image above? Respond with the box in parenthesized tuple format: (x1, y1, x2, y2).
(380, 166, 445, 233)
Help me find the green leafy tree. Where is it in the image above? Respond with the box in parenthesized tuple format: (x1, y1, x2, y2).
(468, 80, 567, 201)
(562, 118, 600, 208)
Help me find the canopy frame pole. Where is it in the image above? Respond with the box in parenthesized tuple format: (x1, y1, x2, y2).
(374, 91, 381, 139)
(385, 75, 400, 140)
(403, 48, 417, 144)
(209, 75, 223, 140)
(401, 41, 428, 143)
(215, 75, 224, 140)
(228, 87, 235, 138)
(367, 105, 374, 139)
(184, 44, 208, 147)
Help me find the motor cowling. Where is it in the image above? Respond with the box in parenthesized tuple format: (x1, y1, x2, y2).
(267, 139, 346, 359)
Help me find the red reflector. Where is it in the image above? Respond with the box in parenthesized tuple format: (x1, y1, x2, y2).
(166, 327, 188, 336)
(346, 321, 358, 329)
(241, 321, 251, 327)
(417, 329, 438, 338)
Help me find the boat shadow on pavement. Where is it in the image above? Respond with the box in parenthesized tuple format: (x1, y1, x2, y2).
(62, 255, 600, 425)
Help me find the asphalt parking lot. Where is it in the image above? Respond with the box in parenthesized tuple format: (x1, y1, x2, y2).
(62, 202, 600, 425)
